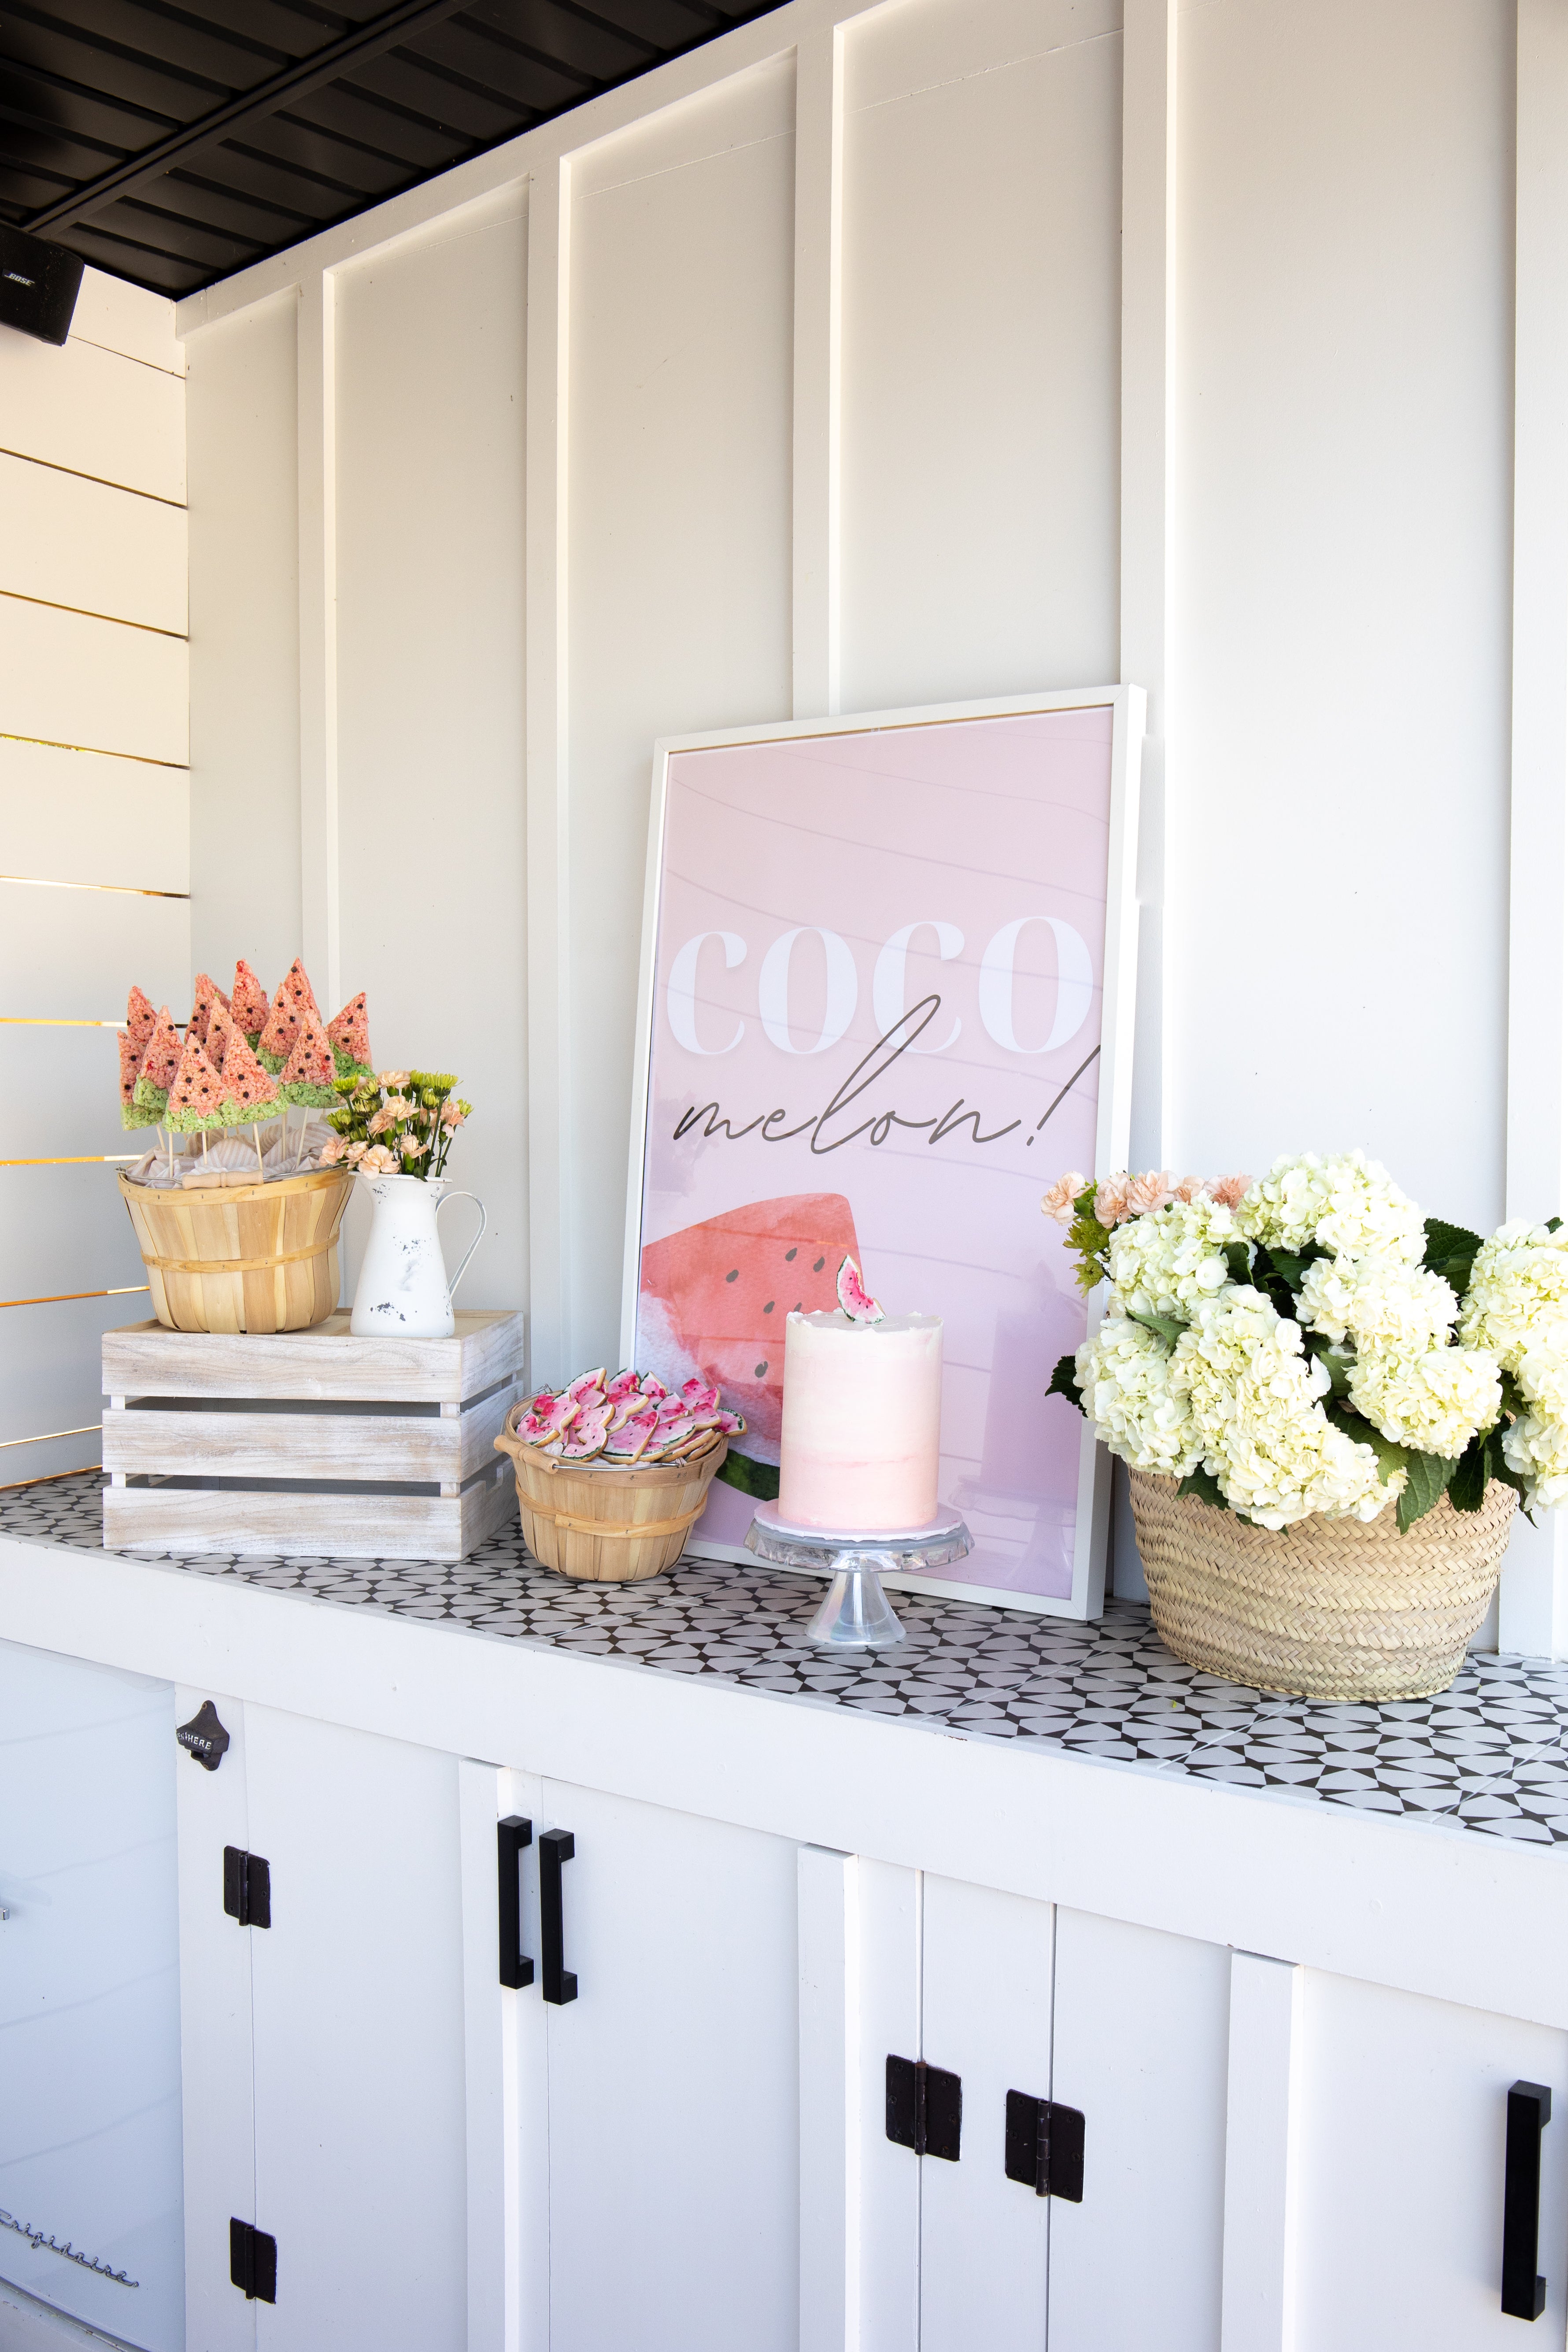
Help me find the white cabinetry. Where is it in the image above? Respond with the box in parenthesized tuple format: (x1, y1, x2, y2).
(0, 1636, 183, 2352)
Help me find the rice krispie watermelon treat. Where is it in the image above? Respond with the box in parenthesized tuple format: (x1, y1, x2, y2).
(256, 958, 320, 1071)
(205, 996, 233, 1070)
(119, 1030, 154, 1130)
(190, 972, 229, 1044)
(165, 1033, 229, 1132)
(218, 1030, 279, 1121)
(277, 1006, 339, 1110)
(230, 959, 270, 1039)
(126, 984, 157, 1059)
(131, 1004, 184, 1121)
(326, 991, 372, 1077)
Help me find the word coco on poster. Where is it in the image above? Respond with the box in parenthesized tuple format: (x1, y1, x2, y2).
(623, 689, 1144, 1617)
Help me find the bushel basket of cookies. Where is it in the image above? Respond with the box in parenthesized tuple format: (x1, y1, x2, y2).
(495, 1367, 744, 1583)
(115, 957, 374, 1334)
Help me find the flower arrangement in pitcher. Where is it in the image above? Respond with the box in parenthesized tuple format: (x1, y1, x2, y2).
(1044, 1150, 1568, 1534)
(320, 1069, 473, 1179)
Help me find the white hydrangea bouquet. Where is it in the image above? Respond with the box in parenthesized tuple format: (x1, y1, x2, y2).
(1044, 1151, 1568, 1537)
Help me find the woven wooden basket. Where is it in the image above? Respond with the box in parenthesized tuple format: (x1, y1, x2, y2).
(1127, 1469, 1518, 1701)
(494, 1400, 729, 1583)
(118, 1166, 354, 1335)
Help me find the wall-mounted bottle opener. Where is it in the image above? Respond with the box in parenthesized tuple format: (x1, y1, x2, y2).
(176, 1701, 231, 1771)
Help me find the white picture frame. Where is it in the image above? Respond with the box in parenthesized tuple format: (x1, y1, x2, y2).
(621, 684, 1144, 1618)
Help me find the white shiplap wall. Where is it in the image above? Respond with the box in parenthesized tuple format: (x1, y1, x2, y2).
(0, 271, 189, 1486)
(174, 0, 1567, 1639)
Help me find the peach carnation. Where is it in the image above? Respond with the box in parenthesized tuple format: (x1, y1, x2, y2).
(1041, 1172, 1086, 1224)
(1095, 1173, 1134, 1226)
(359, 1143, 400, 1174)
(318, 1135, 345, 1165)
(1171, 1175, 1207, 1204)
(1208, 1173, 1253, 1210)
(377, 1069, 411, 1088)
(1125, 1170, 1172, 1216)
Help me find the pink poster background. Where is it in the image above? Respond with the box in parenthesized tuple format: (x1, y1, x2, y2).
(633, 706, 1114, 1600)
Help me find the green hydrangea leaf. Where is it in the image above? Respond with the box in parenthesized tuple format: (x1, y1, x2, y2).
(1395, 1447, 1458, 1534)
(1323, 1398, 1413, 1490)
(1047, 1353, 1084, 1412)
(1449, 1434, 1488, 1513)
(1223, 1241, 1252, 1285)
(1177, 1464, 1229, 1511)
(1127, 1308, 1184, 1349)
(1421, 1217, 1483, 1293)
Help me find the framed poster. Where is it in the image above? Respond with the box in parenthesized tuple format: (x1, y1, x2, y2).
(621, 687, 1143, 1616)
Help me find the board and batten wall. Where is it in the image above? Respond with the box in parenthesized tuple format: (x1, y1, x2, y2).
(0, 271, 189, 1487)
(177, 0, 1568, 1645)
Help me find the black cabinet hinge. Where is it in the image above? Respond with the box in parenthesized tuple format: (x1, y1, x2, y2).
(177, 1701, 230, 1771)
(886, 2054, 962, 2162)
(222, 1845, 271, 1929)
(229, 2219, 276, 2304)
(1005, 2090, 1085, 2201)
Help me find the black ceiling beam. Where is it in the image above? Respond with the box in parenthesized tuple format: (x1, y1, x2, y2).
(22, 0, 481, 236)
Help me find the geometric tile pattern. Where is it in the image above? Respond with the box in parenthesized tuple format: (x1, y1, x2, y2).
(6, 1472, 1568, 1853)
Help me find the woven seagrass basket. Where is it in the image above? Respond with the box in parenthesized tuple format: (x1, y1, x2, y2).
(118, 1165, 353, 1335)
(1127, 1469, 1518, 1701)
(494, 1400, 729, 1583)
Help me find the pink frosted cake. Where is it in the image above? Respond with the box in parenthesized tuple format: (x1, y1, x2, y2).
(777, 1308, 943, 1532)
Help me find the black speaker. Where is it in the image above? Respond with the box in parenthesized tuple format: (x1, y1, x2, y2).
(0, 223, 85, 348)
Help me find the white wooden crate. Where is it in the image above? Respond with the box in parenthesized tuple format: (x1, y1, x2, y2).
(101, 1311, 525, 1561)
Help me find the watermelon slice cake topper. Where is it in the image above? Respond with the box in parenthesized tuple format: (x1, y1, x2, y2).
(230, 960, 270, 1039)
(638, 1193, 862, 1467)
(836, 1256, 884, 1324)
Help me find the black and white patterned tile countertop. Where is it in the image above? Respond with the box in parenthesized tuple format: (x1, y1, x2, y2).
(7, 1473, 1568, 1853)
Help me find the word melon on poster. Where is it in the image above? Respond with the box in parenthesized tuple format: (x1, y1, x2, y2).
(622, 688, 1144, 1616)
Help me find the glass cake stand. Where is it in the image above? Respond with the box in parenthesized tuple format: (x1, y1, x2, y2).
(743, 1501, 973, 1651)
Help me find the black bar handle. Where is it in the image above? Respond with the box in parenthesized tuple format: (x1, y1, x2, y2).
(540, 1827, 577, 2005)
(497, 1816, 533, 1990)
(1503, 2079, 1552, 2320)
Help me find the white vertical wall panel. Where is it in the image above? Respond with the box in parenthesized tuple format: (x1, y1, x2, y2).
(1171, 0, 1514, 1231)
(0, 740, 188, 894)
(0, 452, 186, 633)
(186, 294, 302, 989)
(566, 58, 795, 1361)
(333, 188, 529, 1319)
(839, 0, 1123, 716)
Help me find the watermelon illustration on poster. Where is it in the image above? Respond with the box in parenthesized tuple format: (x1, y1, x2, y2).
(628, 693, 1141, 1612)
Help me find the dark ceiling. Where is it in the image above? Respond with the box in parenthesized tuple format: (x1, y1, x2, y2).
(0, 0, 780, 299)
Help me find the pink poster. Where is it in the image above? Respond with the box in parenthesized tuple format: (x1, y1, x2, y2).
(625, 693, 1142, 1613)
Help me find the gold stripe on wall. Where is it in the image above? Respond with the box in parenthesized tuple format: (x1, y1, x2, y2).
(0, 1425, 101, 1450)
(0, 730, 188, 773)
(0, 588, 187, 643)
(0, 1464, 99, 1492)
(0, 875, 190, 901)
(1, 1286, 148, 1309)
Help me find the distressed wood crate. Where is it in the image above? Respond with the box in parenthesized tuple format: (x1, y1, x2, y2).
(101, 1310, 525, 1561)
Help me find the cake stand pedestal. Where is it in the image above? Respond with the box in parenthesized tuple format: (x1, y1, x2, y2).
(743, 1501, 973, 1651)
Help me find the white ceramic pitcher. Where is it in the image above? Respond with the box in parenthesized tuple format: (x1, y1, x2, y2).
(349, 1172, 486, 1339)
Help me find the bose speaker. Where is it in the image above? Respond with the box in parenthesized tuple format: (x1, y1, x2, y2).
(0, 223, 85, 348)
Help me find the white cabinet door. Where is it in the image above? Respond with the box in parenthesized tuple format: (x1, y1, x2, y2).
(0, 1637, 184, 2352)
(1047, 1909, 1231, 2352)
(533, 1777, 800, 2352)
(244, 1705, 469, 2352)
(920, 1874, 1054, 2352)
(1293, 1972, 1568, 2351)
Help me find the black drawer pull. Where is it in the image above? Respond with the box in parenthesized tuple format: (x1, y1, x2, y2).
(540, 1827, 577, 2005)
(1503, 2079, 1552, 2320)
(497, 1816, 533, 1990)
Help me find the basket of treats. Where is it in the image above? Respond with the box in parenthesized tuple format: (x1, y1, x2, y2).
(495, 1368, 744, 1582)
